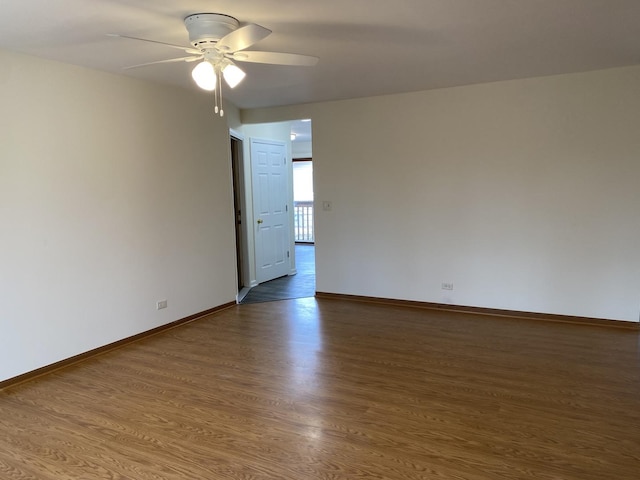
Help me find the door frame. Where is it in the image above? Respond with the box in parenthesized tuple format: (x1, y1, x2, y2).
(231, 122, 304, 294)
(229, 128, 256, 300)
(230, 133, 245, 290)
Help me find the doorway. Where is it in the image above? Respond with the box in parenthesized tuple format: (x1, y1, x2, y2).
(238, 119, 316, 304)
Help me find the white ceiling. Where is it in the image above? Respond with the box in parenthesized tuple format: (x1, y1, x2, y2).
(1, 1, 639, 110)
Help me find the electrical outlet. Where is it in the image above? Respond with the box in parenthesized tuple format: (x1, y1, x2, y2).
(157, 300, 167, 310)
(441, 282, 454, 291)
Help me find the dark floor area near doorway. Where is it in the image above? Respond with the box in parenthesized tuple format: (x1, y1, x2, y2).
(240, 244, 315, 304)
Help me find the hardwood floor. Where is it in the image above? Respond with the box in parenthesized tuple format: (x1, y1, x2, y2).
(1, 297, 639, 479)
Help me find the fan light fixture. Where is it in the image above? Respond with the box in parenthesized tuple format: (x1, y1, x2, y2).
(191, 61, 216, 91)
(110, 14, 319, 119)
(222, 63, 246, 88)
(191, 60, 246, 116)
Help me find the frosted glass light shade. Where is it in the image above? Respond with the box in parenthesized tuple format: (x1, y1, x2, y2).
(222, 64, 246, 88)
(192, 61, 217, 91)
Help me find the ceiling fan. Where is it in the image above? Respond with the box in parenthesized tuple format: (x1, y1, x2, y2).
(109, 13, 319, 116)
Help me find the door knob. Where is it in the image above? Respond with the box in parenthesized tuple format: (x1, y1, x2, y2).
(257, 219, 263, 224)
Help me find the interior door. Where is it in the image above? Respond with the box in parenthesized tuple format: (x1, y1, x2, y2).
(251, 138, 290, 284)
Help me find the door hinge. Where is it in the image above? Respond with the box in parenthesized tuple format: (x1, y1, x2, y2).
(287, 250, 290, 258)
(286, 204, 288, 212)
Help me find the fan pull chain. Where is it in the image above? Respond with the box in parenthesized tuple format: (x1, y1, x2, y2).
(218, 74, 224, 117)
(210, 69, 218, 114)
(214, 85, 219, 114)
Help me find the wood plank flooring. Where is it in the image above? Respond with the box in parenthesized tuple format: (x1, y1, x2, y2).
(1, 297, 639, 479)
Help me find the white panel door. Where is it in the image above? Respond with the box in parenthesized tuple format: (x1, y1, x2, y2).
(251, 139, 290, 284)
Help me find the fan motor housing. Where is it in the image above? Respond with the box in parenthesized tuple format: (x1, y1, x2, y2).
(184, 13, 239, 48)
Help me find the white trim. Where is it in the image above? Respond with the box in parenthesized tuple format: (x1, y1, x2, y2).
(229, 128, 244, 140)
(236, 287, 251, 303)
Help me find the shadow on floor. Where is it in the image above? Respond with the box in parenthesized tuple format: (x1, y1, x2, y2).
(240, 244, 315, 304)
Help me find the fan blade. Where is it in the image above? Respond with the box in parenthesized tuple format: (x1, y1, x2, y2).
(230, 51, 319, 66)
(107, 34, 201, 55)
(216, 24, 272, 53)
(123, 56, 202, 70)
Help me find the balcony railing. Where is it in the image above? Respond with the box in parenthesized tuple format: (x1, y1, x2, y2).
(294, 201, 314, 243)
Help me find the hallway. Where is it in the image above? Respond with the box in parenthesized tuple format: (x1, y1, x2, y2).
(240, 244, 315, 304)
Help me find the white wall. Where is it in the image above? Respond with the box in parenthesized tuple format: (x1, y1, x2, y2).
(243, 66, 640, 322)
(0, 49, 238, 381)
(292, 141, 312, 159)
